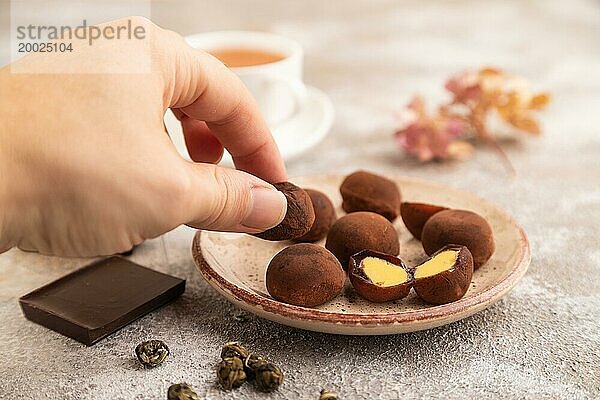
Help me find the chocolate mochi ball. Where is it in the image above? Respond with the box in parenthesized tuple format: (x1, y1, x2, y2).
(292, 189, 336, 243)
(340, 171, 401, 221)
(413, 245, 474, 305)
(349, 250, 412, 303)
(325, 211, 400, 269)
(400, 202, 448, 241)
(421, 209, 495, 269)
(266, 244, 346, 307)
(253, 182, 315, 241)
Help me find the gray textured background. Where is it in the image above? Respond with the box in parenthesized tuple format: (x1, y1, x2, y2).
(1, 0, 599, 399)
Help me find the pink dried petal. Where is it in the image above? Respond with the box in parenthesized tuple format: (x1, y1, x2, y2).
(443, 118, 467, 139)
(396, 123, 436, 161)
(445, 71, 481, 104)
(396, 121, 463, 162)
(395, 96, 469, 162)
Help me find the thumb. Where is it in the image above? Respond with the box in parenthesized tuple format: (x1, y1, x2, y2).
(182, 162, 287, 233)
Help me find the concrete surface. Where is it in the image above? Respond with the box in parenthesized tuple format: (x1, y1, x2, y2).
(0, 0, 599, 399)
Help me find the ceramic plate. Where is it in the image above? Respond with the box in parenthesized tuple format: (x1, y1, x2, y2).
(192, 175, 530, 335)
(164, 85, 334, 166)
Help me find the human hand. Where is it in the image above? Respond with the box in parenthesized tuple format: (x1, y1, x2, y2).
(0, 17, 287, 257)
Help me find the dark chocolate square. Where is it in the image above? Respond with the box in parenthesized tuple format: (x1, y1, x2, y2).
(19, 256, 185, 346)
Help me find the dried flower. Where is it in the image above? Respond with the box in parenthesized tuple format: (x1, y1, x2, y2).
(320, 389, 338, 399)
(495, 91, 550, 135)
(221, 341, 250, 361)
(446, 67, 550, 136)
(167, 383, 199, 400)
(395, 96, 467, 161)
(253, 360, 284, 392)
(445, 70, 482, 105)
(395, 67, 550, 167)
(216, 342, 284, 392)
(217, 356, 247, 390)
(135, 339, 169, 368)
(243, 352, 266, 380)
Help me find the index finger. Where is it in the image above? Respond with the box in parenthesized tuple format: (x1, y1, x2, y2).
(167, 43, 287, 183)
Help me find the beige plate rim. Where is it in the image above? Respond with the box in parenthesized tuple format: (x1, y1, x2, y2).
(192, 175, 530, 333)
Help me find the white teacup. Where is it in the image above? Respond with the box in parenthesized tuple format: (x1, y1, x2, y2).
(186, 31, 307, 127)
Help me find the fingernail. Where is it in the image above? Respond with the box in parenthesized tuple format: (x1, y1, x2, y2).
(242, 187, 287, 230)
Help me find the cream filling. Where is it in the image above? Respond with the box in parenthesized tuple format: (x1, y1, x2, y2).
(361, 257, 408, 287)
(414, 250, 459, 279)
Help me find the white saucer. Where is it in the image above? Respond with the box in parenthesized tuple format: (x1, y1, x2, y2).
(164, 85, 334, 166)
